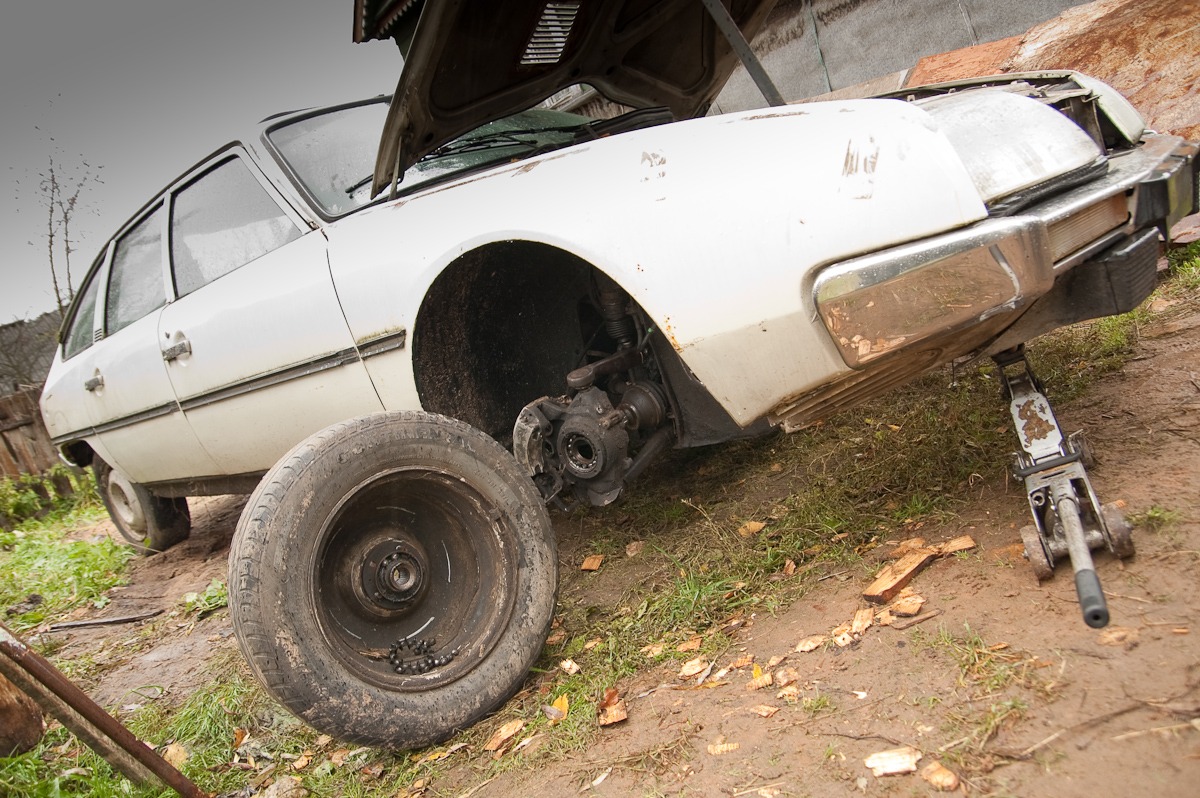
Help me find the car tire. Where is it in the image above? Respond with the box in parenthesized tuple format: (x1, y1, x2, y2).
(228, 411, 557, 749)
(93, 460, 190, 553)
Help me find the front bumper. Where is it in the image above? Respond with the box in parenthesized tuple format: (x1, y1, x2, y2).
(813, 134, 1199, 369)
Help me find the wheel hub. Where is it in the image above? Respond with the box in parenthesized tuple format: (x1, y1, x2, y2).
(359, 537, 429, 610)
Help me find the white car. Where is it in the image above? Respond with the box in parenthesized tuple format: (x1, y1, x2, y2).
(40, 0, 1197, 748)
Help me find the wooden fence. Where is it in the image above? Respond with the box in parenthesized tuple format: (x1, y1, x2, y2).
(0, 388, 58, 478)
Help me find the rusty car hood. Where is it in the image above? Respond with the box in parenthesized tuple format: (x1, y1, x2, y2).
(355, 0, 778, 196)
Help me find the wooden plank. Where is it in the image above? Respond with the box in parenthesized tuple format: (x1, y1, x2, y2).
(0, 416, 33, 434)
(890, 609, 943, 630)
(934, 535, 977, 556)
(863, 549, 937, 604)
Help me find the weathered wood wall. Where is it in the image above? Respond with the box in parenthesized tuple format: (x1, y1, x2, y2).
(0, 389, 58, 478)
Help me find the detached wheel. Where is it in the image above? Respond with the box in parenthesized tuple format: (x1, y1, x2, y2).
(93, 460, 190, 553)
(229, 411, 557, 749)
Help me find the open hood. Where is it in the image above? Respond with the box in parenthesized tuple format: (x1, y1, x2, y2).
(356, 0, 778, 197)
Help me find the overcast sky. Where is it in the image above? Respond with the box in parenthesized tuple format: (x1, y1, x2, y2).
(0, 1, 403, 321)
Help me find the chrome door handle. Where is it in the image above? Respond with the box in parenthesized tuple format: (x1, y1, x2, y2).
(162, 339, 192, 362)
(84, 374, 104, 392)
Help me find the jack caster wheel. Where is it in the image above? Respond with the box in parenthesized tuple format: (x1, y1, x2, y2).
(1102, 503, 1135, 560)
(1020, 524, 1054, 581)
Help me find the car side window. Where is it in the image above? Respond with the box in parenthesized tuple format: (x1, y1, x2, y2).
(63, 266, 102, 359)
(106, 206, 166, 335)
(170, 157, 301, 296)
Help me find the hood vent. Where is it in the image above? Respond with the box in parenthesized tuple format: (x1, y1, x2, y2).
(520, 2, 581, 65)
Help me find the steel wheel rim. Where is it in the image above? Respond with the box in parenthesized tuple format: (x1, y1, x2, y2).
(312, 466, 519, 691)
(106, 470, 146, 534)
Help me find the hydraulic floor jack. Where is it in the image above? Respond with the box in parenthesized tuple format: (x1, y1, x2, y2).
(993, 347, 1135, 628)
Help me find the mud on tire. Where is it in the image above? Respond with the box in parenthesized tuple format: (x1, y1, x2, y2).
(228, 411, 557, 749)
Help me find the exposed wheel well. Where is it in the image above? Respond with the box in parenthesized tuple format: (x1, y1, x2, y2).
(412, 241, 604, 441)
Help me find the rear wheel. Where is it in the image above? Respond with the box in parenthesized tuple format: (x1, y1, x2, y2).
(228, 411, 557, 749)
(93, 460, 190, 553)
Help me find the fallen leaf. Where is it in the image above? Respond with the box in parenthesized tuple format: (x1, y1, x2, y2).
(232, 728, 248, 749)
(738, 521, 767, 537)
(403, 777, 428, 797)
(729, 654, 754, 669)
(641, 643, 665, 658)
(770, 462, 783, 472)
(796, 635, 826, 653)
(774, 667, 800, 688)
(776, 684, 801, 701)
(161, 742, 189, 769)
(746, 672, 774, 691)
(766, 654, 787, 668)
(583, 638, 602, 650)
(750, 705, 780, 718)
(625, 541, 645, 557)
(677, 636, 703, 652)
(559, 658, 581, 675)
(330, 748, 351, 766)
(920, 760, 960, 791)
(581, 554, 604, 571)
(545, 629, 567, 646)
(599, 687, 621, 708)
(291, 751, 311, 771)
(864, 746, 921, 776)
(679, 657, 709, 678)
(314, 734, 332, 748)
(483, 719, 525, 752)
(782, 559, 797, 576)
(543, 694, 569, 725)
(415, 748, 451, 765)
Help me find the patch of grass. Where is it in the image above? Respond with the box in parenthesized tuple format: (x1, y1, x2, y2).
(182, 578, 228, 615)
(1129, 505, 1181, 533)
(801, 693, 835, 717)
(917, 624, 1049, 698)
(0, 511, 132, 632)
(1166, 241, 1200, 293)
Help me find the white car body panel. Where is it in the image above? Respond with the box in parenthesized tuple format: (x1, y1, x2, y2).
(331, 99, 989, 425)
(85, 311, 223, 483)
(159, 231, 385, 474)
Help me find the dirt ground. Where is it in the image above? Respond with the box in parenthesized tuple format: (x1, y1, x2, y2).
(37, 286, 1200, 798)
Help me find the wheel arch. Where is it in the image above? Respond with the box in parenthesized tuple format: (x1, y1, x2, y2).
(411, 239, 645, 441)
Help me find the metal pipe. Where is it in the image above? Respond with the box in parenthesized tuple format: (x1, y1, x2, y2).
(0, 622, 207, 798)
(1051, 484, 1109, 628)
(697, 0, 786, 107)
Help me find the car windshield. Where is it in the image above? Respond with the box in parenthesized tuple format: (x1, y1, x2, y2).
(267, 100, 592, 217)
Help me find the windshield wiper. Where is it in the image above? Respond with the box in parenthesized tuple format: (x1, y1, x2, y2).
(344, 123, 594, 196)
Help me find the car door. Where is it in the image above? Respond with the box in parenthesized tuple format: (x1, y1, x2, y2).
(38, 250, 124, 469)
(158, 151, 384, 475)
(85, 203, 224, 483)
